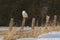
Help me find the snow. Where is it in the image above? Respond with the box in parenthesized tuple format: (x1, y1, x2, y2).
(0, 38, 59, 40)
(17, 38, 37, 40)
(38, 31, 60, 38)
(17, 31, 60, 40)
(0, 27, 8, 30)
(0, 27, 60, 40)
(0, 37, 3, 40)
(0, 27, 32, 30)
(17, 38, 60, 40)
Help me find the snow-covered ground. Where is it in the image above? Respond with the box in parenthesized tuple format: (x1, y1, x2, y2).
(17, 38, 60, 40)
(0, 27, 41, 30)
(0, 27, 60, 40)
(16, 38, 60, 40)
(38, 31, 60, 38)
(0, 27, 32, 30)
(12, 31, 60, 40)
(0, 38, 60, 40)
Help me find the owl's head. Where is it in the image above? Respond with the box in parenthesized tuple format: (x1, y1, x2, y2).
(22, 10, 28, 18)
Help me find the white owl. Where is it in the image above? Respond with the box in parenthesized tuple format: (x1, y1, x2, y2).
(22, 10, 28, 18)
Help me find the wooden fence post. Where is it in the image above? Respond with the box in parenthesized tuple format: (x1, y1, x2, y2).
(45, 16, 50, 26)
(21, 10, 28, 30)
(9, 18, 14, 31)
(53, 15, 57, 26)
(21, 18, 26, 29)
(31, 18, 35, 29)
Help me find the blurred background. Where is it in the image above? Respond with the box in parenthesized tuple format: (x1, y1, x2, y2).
(0, 0, 60, 26)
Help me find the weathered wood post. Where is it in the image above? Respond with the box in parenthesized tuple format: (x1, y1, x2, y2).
(4, 18, 16, 40)
(53, 15, 57, 26)
(9, 18, 14, 31)
(31, 18, 35, 29)
(21, 10, 28, 30)
(45, 15, 50, 26)
(4, 27, 17, 40)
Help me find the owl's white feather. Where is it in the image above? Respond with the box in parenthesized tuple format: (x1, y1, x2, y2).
(22, 11, 28, 18)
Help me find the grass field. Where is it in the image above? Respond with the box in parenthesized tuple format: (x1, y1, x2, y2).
(0, 26, 60, 38)
(0, 26, 60, 40)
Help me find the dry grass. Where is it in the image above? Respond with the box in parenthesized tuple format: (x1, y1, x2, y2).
(3, 27, 17, 40)
(17, 26, 60, 38)
(0, 26, 60, 39)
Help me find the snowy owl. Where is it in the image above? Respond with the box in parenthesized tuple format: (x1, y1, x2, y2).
(22, 10, 28, 18)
